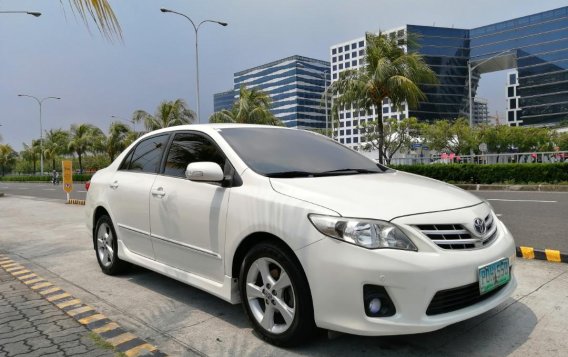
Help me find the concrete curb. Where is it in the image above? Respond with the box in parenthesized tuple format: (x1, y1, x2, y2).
(456, 184, 568, 192)
(0, 255, 167, 357)
(516, 246, 568, 263)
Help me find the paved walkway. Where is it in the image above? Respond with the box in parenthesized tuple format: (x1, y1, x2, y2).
(0, 267, 114, 357)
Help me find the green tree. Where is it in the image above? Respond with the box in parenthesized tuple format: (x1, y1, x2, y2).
(98, 122, 133, 162)
(557, 132, 568, 151)
(21, 140, 41, 174)
(360, 117, 420, 164)
(327, 33, 437, 164)
(43, 129, 70, 171)
(68, 124, 104, 173)
(209, 86, 282, 126)
(133, 99, 196, 132)
(420, 118, 478, 155)
(0, 144, 17, 176)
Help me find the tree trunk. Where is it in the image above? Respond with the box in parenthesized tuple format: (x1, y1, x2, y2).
(32, 159, 36, 175)
(78, 153, 83, 174)
(376, 105, 385, 164)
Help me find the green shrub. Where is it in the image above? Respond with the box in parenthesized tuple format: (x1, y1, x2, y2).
(392, 163, 568, 184)
(0, 174, 93, 182)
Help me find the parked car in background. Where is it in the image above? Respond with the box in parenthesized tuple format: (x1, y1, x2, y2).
(86, 124, 516, 346)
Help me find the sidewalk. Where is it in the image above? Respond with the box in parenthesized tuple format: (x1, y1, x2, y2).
(0, 267, 114, 357)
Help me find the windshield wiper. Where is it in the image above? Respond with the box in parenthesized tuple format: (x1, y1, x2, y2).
(266, 171, 317, 178)
(316, 168, 380, 176)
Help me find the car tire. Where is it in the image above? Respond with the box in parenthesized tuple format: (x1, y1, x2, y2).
(94, 215, 126, 275)
(239, 241, 317, 346)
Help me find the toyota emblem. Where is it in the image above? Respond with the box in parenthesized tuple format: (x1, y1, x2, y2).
(473, 218, 486, 236)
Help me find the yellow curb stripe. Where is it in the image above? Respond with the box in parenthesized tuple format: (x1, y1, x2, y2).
(40, 287, 63, 296)
(91, 322, 120, 334)
(124, 343, 157, 357)
(1, 262, 18, 268)
(56, 298, 82, 309)
(11, 269, 31, 276)
(31, 282, 53, 290)
(520, 246, 535, 259)
(17, 274, 37, 281)
(78, 313, 106, 325)
(106, 332, 137, 347)
(545, 249, 561, 262)
(23, 278, 44, 285)
(46, 292, 70, 301)
(67, 305, 94, 317)
(6, 266, 25, 272)
(0, 260, 14, 266)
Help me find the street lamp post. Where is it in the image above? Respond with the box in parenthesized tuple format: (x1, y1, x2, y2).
(18, 95, 61, 176)
(468, 49, 515, 126)
(0, 11, 41, 17)
(160, 8, 227, 123)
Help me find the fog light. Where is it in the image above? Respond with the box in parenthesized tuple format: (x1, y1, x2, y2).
(363, 285, 396, 317)
(368, 298, 382, 314)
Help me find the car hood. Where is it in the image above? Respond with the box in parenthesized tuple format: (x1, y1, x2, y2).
(269, 171, 483, 220)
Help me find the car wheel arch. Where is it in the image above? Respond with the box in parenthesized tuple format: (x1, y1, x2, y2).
(231, 232, 314, 303)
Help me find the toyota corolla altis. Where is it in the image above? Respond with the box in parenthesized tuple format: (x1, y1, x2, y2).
(86, 124, 516, 346)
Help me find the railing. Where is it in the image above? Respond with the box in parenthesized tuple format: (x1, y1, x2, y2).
(388, 151, 568, 165)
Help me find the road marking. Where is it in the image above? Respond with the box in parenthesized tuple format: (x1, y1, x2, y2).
(487, 199, 557, 203)
(43, 188, 57, 191)
(496, 214, 503, 217)
(77, 190, 87, 193)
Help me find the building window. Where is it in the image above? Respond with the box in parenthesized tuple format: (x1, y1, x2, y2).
(340, 130, 345, 136)
(338, 55, 343, 61)
(344, 45, 349, 51)
(333, 65, 337, 71)
(359, 59, 364, 65)
(339, 121, 344, 127)
(509, 73, 517, 85)
(508, 111, 515, 121)
(351, 51, 357, 58)
(345, 53, 350, 59)
(332, 48, 337, 55)
(352, 60, 357, 66)
(346, 112, 351, 118)
(339, 113, 344, 119)
(339, 63, 343, 69)
(346, 138, 352, 144)
(510, 98, 517, 109)
(333, 73, 337, 79)
(354, 137, 359, 143)
(340, 138, 344, 144)
(359, 49, 365, 56)
(345, 62, 350, 68)
(351, 43, 356, 50)
(397, 30, 405, 37)
(352, 119, 358, 126)
(508, 86, 515, 97)
(338, 47, 343, 53)
(332, 57, 337, 63)
(359, 40, 364, 47)
(360, 110, 366, 117)
(346, 129, 352, 135)
(383, 107, 389, 114)
(353, 128, 359, 134)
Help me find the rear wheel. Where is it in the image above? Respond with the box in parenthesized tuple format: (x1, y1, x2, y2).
(239, 242, 316, 346)
(95, 215, 126, 275)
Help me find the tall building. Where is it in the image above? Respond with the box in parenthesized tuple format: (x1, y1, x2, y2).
(473, 98, 489, 125)
(214, 55, 330, 129)
(213, 90, 236, 112)
(331, 6, 568, 148)
(506, 70, 522, 126)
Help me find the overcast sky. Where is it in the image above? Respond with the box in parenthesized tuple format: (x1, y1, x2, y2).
(1, 0, 566, 150)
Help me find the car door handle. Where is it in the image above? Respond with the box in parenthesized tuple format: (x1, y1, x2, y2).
(109, 181, 119, 189)
(151, 187, 166, 198)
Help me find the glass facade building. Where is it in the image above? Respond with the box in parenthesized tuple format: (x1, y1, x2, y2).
(331, 6, 568, 149)
(220, 55, 330, 129)
(213, 90, 236, 112)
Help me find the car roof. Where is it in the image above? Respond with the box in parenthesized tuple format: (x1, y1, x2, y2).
(137, 123, 296, 138)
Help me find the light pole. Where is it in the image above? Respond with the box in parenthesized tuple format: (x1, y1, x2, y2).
(18, 95, 61, 175)
(160, 8, 227, 123)
(0, 11, 41, 17)
(468, 49, 515, 126)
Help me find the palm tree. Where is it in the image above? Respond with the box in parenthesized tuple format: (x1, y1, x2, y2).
(328, 33, 437, 164)
(0, 144, 17, 176)
(64, 1, 122, 41)
(132, 99, 196, 132)
(209, 86, 283, 126)
(68, 124, 104, 173)
(44, 129, 70, 171)
(99, 122, 133, 162)
(21, 140, 41, 174)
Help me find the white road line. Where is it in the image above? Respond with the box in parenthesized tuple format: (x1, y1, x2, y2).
(43, 189, 57, 191)
(77, 191, 87, 193)
(496, 214, 503, 217)
(487, 199, 557, 203)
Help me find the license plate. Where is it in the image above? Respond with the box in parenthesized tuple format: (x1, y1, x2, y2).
(478, 258, 510, 295)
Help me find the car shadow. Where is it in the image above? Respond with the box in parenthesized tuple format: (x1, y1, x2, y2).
(117, 265, 537, 356)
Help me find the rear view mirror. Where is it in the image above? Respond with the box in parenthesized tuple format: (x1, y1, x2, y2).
(185, 162, 224, 182)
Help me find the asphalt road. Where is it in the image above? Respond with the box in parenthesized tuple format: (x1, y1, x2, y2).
(1, 182, 567, 252)
(1, 196, 567, 356)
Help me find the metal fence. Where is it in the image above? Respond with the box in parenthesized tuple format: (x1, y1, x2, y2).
(388, 151, 568, 165)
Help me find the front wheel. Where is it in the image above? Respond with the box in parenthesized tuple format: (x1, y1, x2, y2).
(239, 242, 316, 346)
(94, 215, 127, 275)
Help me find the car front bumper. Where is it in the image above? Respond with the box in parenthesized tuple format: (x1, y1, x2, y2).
(295, 219, 517, 336)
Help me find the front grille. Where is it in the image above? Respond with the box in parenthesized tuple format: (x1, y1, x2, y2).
(416, 214, 497, 250)
(426, 278, 509, 316)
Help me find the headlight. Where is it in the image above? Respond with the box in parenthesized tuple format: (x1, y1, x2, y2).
(308, 214, 417, 251)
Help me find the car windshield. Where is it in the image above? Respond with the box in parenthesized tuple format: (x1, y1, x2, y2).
(218, 127, 387, 178)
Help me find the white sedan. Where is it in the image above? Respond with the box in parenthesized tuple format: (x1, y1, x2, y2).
(86, 124, 516, 346)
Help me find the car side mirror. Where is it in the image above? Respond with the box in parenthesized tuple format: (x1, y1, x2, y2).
(185, 162, 224, 182)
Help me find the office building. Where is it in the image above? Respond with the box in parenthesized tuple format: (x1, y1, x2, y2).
(214, 55, 330, 129)
(213, 90, 235, 112)
(331, 6, 568, 148)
